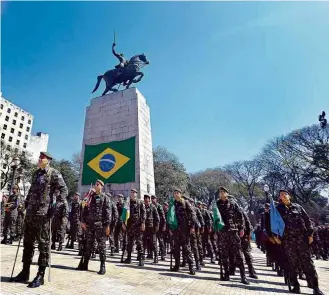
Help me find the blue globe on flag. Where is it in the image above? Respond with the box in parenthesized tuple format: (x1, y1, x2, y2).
(99, 154, 116, 172)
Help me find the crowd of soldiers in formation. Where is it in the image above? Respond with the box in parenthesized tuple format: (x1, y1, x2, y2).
(0, 153, 327, 295)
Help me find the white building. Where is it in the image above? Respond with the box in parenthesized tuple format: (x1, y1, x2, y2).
(26, 132, 49, 163)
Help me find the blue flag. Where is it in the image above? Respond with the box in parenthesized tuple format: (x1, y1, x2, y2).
(270, 197, 285, 237)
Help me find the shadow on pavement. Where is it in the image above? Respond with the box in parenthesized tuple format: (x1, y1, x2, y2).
(158, 271, 219, 281)
(220, 283, 291, 293)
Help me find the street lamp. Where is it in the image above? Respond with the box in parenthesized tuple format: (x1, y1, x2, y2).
(263, 184, 270, 203)
(10, 157, 20, 194)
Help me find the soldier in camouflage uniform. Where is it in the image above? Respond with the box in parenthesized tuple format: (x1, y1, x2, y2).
(68, 192, 81, 249)
(151, 195, 167, 260)
(1, 184, 20, 244)
(122, 189, 146, 266)
(15, 194, 25, 241)
(144, 194, 160, 263)
(171, 189, 196, 275)
(163, 202, 172, 254)
(216, 187, 249, 284)
(196, 201, 206, 266)
(51, 189, 69, 251)
(12, 152, 68, 288)
(106, 193, 118, 256)
(114, 194, 124, 252)
(77, 180, 111, 275)
(276, 189, 324, 295)
(201, 202, 215, 263)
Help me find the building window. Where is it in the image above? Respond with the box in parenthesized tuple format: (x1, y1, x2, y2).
(14, 112, 18, 117)
(3, 124, 7, 130)
(7, 108, 11, 113)
(21, 116, 25, 121)
(16, 140, 20, 145)
(19, 123, 23, 128)
(4, 154, 9, 160)
(25, 135, 28, 140)
(10, 128, 14, 134)
(26, 127, 30, 132)
(28, 119, 31, 124)
(12, 119, 16, 125)
(23, 143, 27, 148)
(6, 145, 11, 151)
(18, 131, 22, 137)
(0, 104, 3, 109)
(3, 163, 7, 169)
(5, 116, 9, 121)
(9, 136, 13, 142)
(1, 133, 5, 139)
(14, 148, 18, 153)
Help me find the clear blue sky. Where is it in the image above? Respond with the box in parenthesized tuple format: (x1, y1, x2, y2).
(2, 2, 329, 172)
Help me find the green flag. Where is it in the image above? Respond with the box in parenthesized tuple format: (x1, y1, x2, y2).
(81, 137, 135, 185)
(213, 204, 225, 232)
(167, 198, 178, 230)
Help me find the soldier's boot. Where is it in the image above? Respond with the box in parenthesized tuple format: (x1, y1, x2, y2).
(27, 266, 46, 288)
(189, 264, 196, 275)
(139, 254, 145, 267)
(195, 260, 201, 271)
(171, 261, 180, 272)
(10, 262, 30, 282)
(153, 251, 159, 264)
(6, 237, 13, 244)
(291, 283, 301, 294)
(239, 267, 250, 285)
(299, 273, 306, 280)
(110, 247, 115, 257)
(313, 288, 324, 295)
(124, 253, 132, 264)
(180, 259, 186, 268)
(51, 242, 56, 250)
(248, 265, 258, 279)
(69, 240, 74, 249)
(57, 242, 63, 251)
(200, 258, 205, 266)
(229, 266, 235, 276)
(98, 260, 106, 275)
(210, 254, 216, 264)
(95, 248, 99, 254)
(1, 237, 7, 244)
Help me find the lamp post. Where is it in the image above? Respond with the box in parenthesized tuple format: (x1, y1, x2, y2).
(263, 184, 270, 204)
(10, 157, 20, 194)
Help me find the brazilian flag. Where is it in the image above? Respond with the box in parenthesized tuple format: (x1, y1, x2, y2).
(81, 137, 135, 185)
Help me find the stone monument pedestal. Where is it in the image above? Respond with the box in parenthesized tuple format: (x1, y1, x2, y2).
(78, 87, 155, 198)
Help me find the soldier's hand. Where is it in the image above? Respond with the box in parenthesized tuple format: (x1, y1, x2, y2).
(190, 228, 195, 234)
(81, 223, 87, 230)
(141, 223, 145, 232)
(308, 236, 313, 244)
(154, 226, 159, 233)
(162, 225, 166, 232)
(105, 226, 110, 236)
(269, 237, 276, 244)
(208, 227, 212, 233)
(273, 237, 281, 244)
(239, 230, 245, 238)
(122, 223, 126, 231)
(201, 227, 204, 234)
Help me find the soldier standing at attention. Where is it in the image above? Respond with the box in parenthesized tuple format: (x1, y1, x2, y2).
(151, 195, 167, 261)
(144, 194, 160, 263)
(68, 192, 81, 249)
(114, 194, 124, 252)
(276, 189, 324, 295)
(15, 192, 25, 241)
(107, 192, 119, 257)
(122, 189, 146, 266)
(171, 189, 196, 275)
(1, 184, 20, 244)
(216, 186, 249, 284)
(12, 152, 68, 288)
(77, 180, 111, 275)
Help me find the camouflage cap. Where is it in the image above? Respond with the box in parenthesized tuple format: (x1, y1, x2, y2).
(96, 179, 104, 186)
(40, 151, 53, 160)
(279, 189, 289, 194)
(163, 202, 169, 206)
(131, 188, 138, 193)
(117, 194, 124, 198)
(151, 195, 157, 199)
(219, 186, 229, 193)
(196, 201, 202, 205)
(173, 188, 182, 193)
(74, 192, 81, 197)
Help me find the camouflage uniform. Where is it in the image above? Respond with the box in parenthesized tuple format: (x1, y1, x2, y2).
(125, 199, 146, 265)
(1, 192, 19, 244)
(276, 202, 324, 294)
(13, 165, 68, 288)
(51, 195, 69, 251)
(217, 198, 248, 283)
(108, 197, 119, 256)
(172, 198, 196, 274)
(68, 199, 80, 248)
(114, 199, 124, 251)
(144, 201, 160, 263)
(78, 192, 111, 273)
(15, 196, 25, 240)
(153, 202, 166, 259)
(195, 203, 205, 266)
(201, 207, 214, 261)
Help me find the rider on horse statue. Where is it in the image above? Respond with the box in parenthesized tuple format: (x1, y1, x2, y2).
(112, 43, 128, 69)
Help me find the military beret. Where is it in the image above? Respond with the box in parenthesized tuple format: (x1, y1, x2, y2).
(96, 179, 104, 186)
(196, 201, 202, 205)
(40, 151, 53, 160)
(163, 202, 169, 206)
(279, 189, 289, 194)
(131, 188, 138, 193)
(219, 186, 229, 193)
(151, 195, 157, 199)
(174, 188, 182, 193)
(144, 194, 151, 199)
(74, 192, 81, 197)
(117, 194, 124, 198)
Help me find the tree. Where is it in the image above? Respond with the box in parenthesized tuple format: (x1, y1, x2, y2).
(153, 146, 189, 203)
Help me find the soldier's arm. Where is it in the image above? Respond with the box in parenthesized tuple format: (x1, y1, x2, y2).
(300, 205, 314, 237)
(235, 204, 245, 232)
(158, 204, 166, 225)
(242, 211, 251, 235)
(25, 171, 36, 208)
(186, 201, 197, 228)
(207, 211, 213, 228)
(198, 209, 205, 227)
(140, 202, 146, 224)
(113, 202, 119, 223)
(153, 206, 160, 228)
(63, 201, 69, 219)
(103, 196, 112, 227)
(53, 170, 68, 201)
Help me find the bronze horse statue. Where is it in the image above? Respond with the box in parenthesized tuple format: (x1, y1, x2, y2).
(92, 54, 150, 96)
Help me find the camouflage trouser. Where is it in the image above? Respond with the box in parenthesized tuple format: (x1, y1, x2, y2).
(156, 229, 166, 256)
(196, 229, 203, 261)
(23, 215, 50, 266)
(144, 227, 158, 258)
(210, 231, 218, 255)
(16, 212, 24, 237)
(202, 230, 214, 258)
(84, 222, 107, 261)
(108, 223, 116, 250)
(218, 231, 244, 275)
(114, 222, 122, 250)
(52, 218, 67, 243)
(70, 221, 80, 242)
(283, 237, 319, 288)
(127, 226, 143, 260)
(188, 230, 200, 265)
(173, 229, 194, 268)
(241, 236, 255, 272)
(3, 212, 17, 238)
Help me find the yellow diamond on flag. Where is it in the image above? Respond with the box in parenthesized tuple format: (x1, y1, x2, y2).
(87, 147, 130, 179)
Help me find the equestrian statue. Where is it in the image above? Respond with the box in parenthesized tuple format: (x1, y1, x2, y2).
(92, 39, 150, 96)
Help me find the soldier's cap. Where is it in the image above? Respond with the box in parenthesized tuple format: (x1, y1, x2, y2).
(131, 189, 138, 193)
(40, 151, 53, 160)
(196, 201, 202, 205)
(144, 194, 151, 199)
(279, 189, 289, 195)
(218, 186, 229, 193)
(106, 192, 113, 197)
(151, 195, 157, 199)
(163, 202, 169, 206)
(116, 194, 124, 198)
(74, 192, 81, 197)
(265, 203, 270, 207)
(96, 179, 104, 186)
(173, 188, 182, 193)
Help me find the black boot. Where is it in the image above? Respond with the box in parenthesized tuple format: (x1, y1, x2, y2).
(153, 253, 159, 264)
(77, 256, 89, 271)
(291, 283, 301, 294)
(51, 242, 56, 250)
(139, 254, 145, 267)
(124, 254, 132, 264)
(189, 265, 196, 275)
(221, 271, 230, 281)
(69, 241, 74, 249)
(10, 263, 30, 282)
(248, 266, 258, 279)
(240, 267, 250, 285)
(313, 288, 324, 295)
(57, 242, 63, 251)
(196, 260, 201, 271)
(6, 237, 13, 244)
(229, 266, 235, 276)
(27, 266, 46, 288)
(98, 261, 106, 275)
(171, 264, 179, 272)
(91, 252, 96, 259)
(210, 255, 216, 264)
(110, 248, 115, 257)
